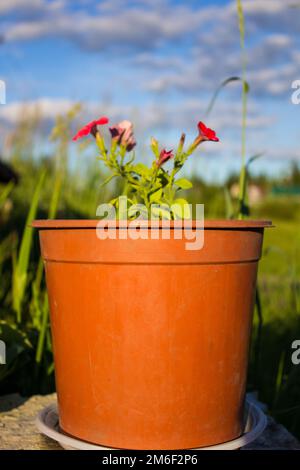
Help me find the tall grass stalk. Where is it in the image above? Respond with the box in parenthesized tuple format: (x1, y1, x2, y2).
(235, 0, 266, 397)
(236, 0, 249, 219)
(12, 170, 46, 323)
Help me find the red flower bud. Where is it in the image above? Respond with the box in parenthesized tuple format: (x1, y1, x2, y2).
(156, 149, 174, 167)
(72, 116, 109, 141)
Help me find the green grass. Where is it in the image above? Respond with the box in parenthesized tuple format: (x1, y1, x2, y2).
(259, 218, 300, 279)
(247, 211, 300, 436)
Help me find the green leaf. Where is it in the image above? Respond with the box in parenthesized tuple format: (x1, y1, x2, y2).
(149, 187, 163, 203)
(172, 198, 191, 219)
(157, 170, 170, 187)
(128, 204, 148, 219)
(131, 163, 151, 178)
(151, 205, 171, 220)
(175, 178, 193, 190)
(109, 197, 119, 206)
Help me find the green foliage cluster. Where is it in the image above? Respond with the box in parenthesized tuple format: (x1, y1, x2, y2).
(84, 123, 217, 220)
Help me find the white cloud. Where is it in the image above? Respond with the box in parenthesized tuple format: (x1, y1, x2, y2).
(0, 97, 75, 123)
(0, 0, 45, 14)
(2, 3, 212, 50)
(1, 0, 299, 100)
(0, 94, 274, 134)
(0, 0, 64, 19)
(142, 29, 298, 98)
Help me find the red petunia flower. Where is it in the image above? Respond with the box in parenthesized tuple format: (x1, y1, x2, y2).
(72, 116, 109, 141)
(197, 121, 219, 142)
(156, 149, 174, 167)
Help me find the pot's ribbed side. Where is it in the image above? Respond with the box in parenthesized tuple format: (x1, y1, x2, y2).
(38, 227, 264, 264)
(38, 226, 266, 450)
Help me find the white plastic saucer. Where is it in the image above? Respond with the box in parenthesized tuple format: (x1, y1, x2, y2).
(36, 396, 267, 450)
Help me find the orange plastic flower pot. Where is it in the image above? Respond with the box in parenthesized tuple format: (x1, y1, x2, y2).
(33, 219, 271, 450)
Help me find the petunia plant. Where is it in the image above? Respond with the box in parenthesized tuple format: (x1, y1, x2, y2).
(73, 117, 219, 219)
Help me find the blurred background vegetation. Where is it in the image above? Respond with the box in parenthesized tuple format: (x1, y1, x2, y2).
(0, 108, 299, 439)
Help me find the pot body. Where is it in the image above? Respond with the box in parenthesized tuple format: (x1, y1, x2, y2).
(33, 220, 271, 450)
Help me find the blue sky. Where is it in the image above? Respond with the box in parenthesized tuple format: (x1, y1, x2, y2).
(0, 0, 300, 181)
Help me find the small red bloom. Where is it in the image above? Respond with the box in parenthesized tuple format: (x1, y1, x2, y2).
(72, 116, 109, 141)
(157, 149, 174, 167)
(198, 121, 219, 142)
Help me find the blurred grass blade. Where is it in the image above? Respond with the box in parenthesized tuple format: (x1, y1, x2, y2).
(49, 173, 62, 218)
(32, 172, 62, 302)
(17, 169, 46, 274)
(35, 295, 49, 364)
(238, 153, 264, 218)
(224, 187, 234, 219)
(99, 173, 118, 189)
(237, 0, 245, 49)
(273, 351, 286, 409)
(0, 181, 14, 209)
(205, 77, 249, 117)
(0, 232, 17, 265)
(12, 169, 46, 323)
(34, 173, 62, 364)
(247, 153, 264, 168)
